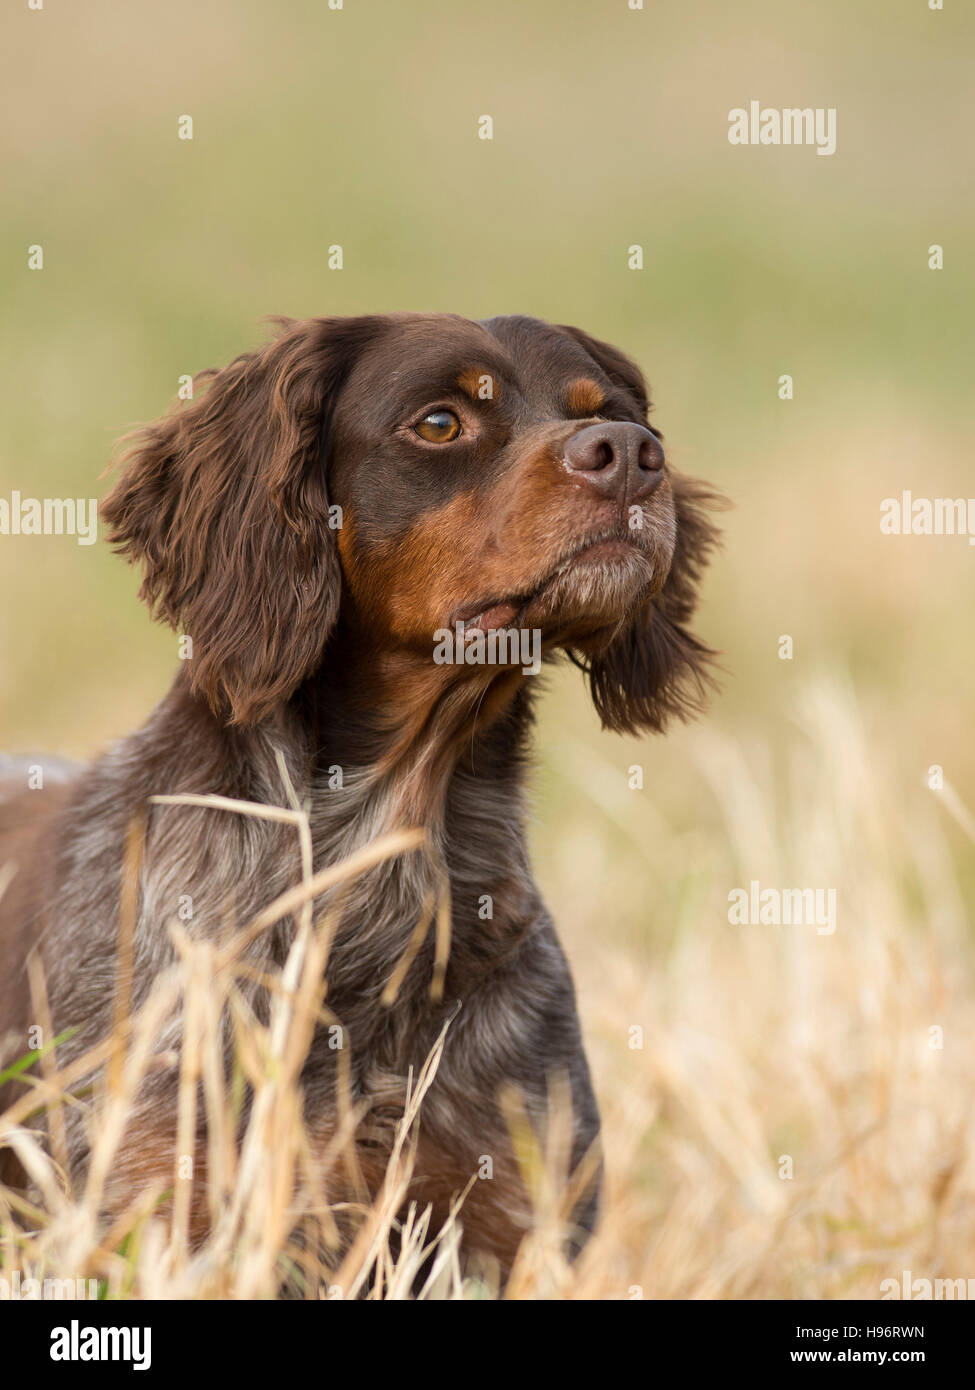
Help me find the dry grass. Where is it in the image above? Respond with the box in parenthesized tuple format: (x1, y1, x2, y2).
(2, 675, 973, 1300)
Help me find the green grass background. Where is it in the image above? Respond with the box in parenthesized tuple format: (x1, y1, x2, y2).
(1, 0, 973, 903)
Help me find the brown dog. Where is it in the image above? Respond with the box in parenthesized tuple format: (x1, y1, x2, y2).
(0, 313, 719, 1276)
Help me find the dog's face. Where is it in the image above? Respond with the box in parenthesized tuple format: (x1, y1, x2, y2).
(102, 313, 719, 733)
(328, 314, 675, 656)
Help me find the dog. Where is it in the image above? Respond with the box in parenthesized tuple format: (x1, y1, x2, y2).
(0, 313, 719, 1278)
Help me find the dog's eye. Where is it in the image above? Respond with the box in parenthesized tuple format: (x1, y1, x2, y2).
(414, 409, 461, 443)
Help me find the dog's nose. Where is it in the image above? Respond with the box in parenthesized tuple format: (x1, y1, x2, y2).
(562, 422, 665, 501)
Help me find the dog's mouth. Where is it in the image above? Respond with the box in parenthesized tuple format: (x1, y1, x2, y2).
(450, 532, 653, 635)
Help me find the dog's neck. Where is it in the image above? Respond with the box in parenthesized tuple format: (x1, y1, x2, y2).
(159, 625, 539, 865)
(291, 624, 538, 835)
(282, 636, 543, 1003)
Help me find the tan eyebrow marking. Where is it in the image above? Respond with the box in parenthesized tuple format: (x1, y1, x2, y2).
(457, 367, 498, 402)
(564, 378, 606, 416)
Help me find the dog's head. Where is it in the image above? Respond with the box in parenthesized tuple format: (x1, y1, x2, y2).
(103, 313, 721, 732)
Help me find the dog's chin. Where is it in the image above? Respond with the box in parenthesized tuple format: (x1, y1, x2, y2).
(447, 532, 674, 649)
(524, 538, 663, 640)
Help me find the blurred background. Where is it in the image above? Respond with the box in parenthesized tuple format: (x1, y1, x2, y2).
(2, 0, 974, 1296)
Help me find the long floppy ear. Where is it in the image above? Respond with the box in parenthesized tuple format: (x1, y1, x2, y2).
(559, 325, 724, 735)
(580, 474, 723, 734)
(101, 316, 381, 725)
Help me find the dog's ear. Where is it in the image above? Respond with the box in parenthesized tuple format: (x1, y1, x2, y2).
(101, 316, 382, 725)
(559, 324, 723, 733)
(556, 323, 652, 419)
(576, 474, 723, 735)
